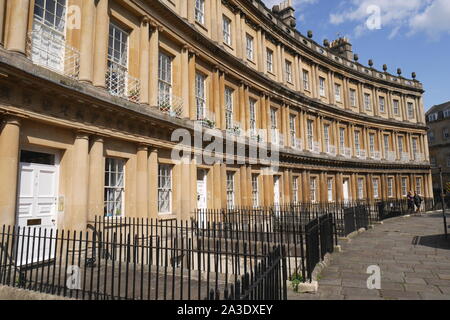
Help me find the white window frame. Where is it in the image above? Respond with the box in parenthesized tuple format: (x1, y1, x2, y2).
(226, 172, 235, 209)
(225, 87, 234, 130)
(319, 77, 326, 97)
(289, 114, 296, 147)
(407, 102, 414, 119)
(292, 176, 299, 203)
(158, 52, 172, 105)
(195, 72, 206, 120)
(107, 22, 130, 96)
(393, 99, 400, 115)
(222, 15, 232, 46)
(357, 178, 364, 200)
(398, 136, 404, 154)
(307, 119, 314, 150)
(104, 158, 125, 217)
(364, 93, 371, 111)
(327, 178, 333, 202)
(349, 89, 356, 107)
(324, 124, 330, 153)
(266, 49, 273, 73)
(303, 70, 310, 91)
(369, 133, 375, 155)
(310, 177, 317, 203)
(249, 98, 257, 135)
(444, 110, 450, 118)
(373, 178, 379, 199)
(401, 177, 407, 196)
(194, 0, 205, 24)
(415, 177, 422, 195)
(379, 96, 385, 113)
(251, 174, 259, 208)
(33, 0, 67, 34)
(339, 127, 345, 151)
(285, 60, 292, 83)
(246, 34, 254, 61)
(387, 177, 394, 198)
(428, 113, 438, 121)
(354, 131, 361, 155)
(158, 164, 173, 214)
(334, 84, 341, 102)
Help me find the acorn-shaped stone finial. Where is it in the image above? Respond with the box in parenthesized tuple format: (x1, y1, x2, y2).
(368, 59, 374, 67)
(412, 72, 416, 79)
(353, 54, 359, 62)
(323, 39, 329, 47)
(397, 68, 402, 76)
(307, 30, 313, 39)
(383, 64, 388, 72)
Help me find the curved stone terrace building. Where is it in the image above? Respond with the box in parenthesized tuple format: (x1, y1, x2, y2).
(0, 0, 431, 231)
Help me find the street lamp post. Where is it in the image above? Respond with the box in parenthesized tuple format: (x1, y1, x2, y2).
(439, 167, 448, 239)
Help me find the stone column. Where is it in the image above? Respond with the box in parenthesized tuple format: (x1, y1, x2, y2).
(139, 18, 150, 105)
(235, 11, 242, 59)
(136, 145, 148, 218)
(188, 50, 197, 120)
(79, 0, 96, 83)
(87, 136, 104, 222)
(179, 154, 192, 220)
(68, 132, 90, 230)
(92, 0, 109, 88)
(0, 0, 6, 46)
(213, 162, 222, 209)
(181, 46, 190, 118)
(0, 117, 21, 226)
(213, 67, 221, 125)
(149, 25, 160, 107)
(5, 0, 30, 54)
(148, 148, 158, 218)
(239, 165, 248, 206)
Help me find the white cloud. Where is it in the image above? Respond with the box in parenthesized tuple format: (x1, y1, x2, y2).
(329, 0, 450, 40)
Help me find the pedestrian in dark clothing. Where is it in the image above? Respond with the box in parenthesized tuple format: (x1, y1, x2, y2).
(407, 191, 415, 213)
(414, 192, 422, 213)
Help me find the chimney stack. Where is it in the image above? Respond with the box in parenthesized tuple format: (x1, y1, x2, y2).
(330, 37, 353, 60)
(272, 0, 296, 28)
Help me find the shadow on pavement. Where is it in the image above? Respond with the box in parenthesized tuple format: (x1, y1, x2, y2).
(412, 234, 450, 250)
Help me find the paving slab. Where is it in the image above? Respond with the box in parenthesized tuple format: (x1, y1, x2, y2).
(289, 213, 450, 300)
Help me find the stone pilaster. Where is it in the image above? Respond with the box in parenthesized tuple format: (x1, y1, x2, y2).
(149, 24, 160, 107)
(87, 136, 104, 222)
(5, 0, 30, 54)
(0, 0, 6, 46)
(79, 0, 96, 83)
(148, 148, 158, 218)
(139, 17, 150, 105)
(68, 131, 90, 230)
(0, 116, 21, 226)
(92, 0, 109, 88)
(136, 144, 148, 218)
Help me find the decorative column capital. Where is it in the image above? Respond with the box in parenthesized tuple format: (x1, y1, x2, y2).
(1, 115, 22, 127)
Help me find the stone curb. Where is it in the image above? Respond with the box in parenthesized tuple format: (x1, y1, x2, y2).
(0, 285, 73, 300)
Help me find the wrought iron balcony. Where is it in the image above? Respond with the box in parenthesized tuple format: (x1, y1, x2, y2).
(292, 137, 303, 150)
(158, 93, 184, 118)
(356, 149, 367, 159)
(196, 110, 216, 129)
(226, 121, 242, 136)
(326, 145, 337, 156)
(26, 22, 80, 79)
(340, 147, 352, 158)
(312, 141, 321, 154)
(106, 61, 141, 103)
(370, 150, 381, 160)
(387, 151, 396, 161)
(400, 152, 410, 162)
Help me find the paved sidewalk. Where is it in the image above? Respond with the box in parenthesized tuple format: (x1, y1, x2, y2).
(289, 212, 450, 300)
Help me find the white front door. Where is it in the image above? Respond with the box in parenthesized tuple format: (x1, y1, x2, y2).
(273, 176, 280, 206)
(197, 169, 207, 226)
(197, 169, 207, 209)
(343, 179, 350, 204)
(16, 152, 58, 265)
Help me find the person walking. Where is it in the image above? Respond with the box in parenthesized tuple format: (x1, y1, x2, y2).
(414, 191, 422, 213)
(407, 191, 415, 214)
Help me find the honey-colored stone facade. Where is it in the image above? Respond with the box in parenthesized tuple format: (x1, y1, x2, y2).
(0, 0, 432, 230)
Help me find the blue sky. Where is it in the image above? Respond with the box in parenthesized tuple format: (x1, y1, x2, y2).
(263, 0, 450, 110)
